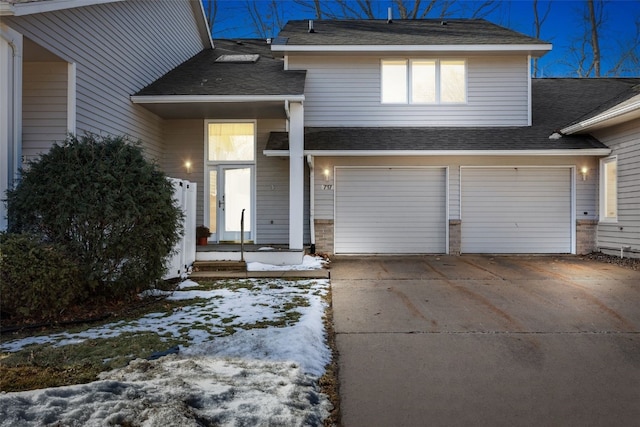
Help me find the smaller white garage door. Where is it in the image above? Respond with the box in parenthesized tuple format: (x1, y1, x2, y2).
(461, 167, 573, 254)
(334, 167, 447, 254)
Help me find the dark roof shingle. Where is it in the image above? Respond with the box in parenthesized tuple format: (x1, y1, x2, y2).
(135, 39, 305, 97)
(275, 19, 547, 46)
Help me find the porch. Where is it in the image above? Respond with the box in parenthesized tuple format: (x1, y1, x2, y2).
(196, 243, 306, 265)
(192, 243, 328, 279)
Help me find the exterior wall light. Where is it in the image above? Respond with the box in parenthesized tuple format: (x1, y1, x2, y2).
(185, 160, 192, 174)
(580, 166, 588, 181)
(323, 168, 330, 181)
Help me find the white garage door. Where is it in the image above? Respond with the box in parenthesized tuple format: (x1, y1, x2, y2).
(461, 167, 573, 254)
(334, 167, 447, 254)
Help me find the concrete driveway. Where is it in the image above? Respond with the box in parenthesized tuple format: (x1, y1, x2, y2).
(331, 255, 640, 427)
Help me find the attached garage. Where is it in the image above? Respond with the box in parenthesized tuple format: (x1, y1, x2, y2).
(461, 167, 574, 254)
(334, 167, 447, 254)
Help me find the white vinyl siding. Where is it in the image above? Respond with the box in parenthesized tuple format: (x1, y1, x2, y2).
(593, 121, 640, 256)
(288, 55, 528, 127)
(334, 167, 447, 254)
(460, 167, 573, 254)
(22, 61, 67, 160)
(5, 0, 205, 160)
(162, 120, 205, 226)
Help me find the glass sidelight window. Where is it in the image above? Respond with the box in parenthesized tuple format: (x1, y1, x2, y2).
(600, 157, 617, 221)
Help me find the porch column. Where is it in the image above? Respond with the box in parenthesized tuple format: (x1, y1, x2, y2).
(288, 101, 304, 250)
(0, 24, 23, 231)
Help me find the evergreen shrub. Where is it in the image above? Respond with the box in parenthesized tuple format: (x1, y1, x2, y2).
(0, 232, 83, 320)
(6, 134, 183, 301)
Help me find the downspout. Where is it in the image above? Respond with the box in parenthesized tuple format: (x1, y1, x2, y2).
(306, 154, 316, 254)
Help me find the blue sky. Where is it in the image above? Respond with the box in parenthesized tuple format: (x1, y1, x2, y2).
(204, 0, 640, 77)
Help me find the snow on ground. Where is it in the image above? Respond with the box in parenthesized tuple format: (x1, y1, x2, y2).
(248, 255, 328, 271)
(0, 277, 332, 426)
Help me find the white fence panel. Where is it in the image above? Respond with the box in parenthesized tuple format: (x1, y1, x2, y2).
(164, 178, 197, 280)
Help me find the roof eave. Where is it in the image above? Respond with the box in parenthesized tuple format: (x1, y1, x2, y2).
(561, 98, 640, 135)
(190, 0, 213, 49)
(131, 94, 305, 104)
(271, 43, 552, 57)
(264, 148, 611, 157)
(4, 0, 123, 16)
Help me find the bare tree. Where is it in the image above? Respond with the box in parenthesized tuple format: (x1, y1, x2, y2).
(243, 0, 286, 39)
(455, 0, 499, 19)
(203, 0, 218, 33)
(562, 0, 639, 77)
(586, 0, 602, 76)
(607, 16, 640, 76)
(292, 0, 490, 20)
(532, 0, 552, 77)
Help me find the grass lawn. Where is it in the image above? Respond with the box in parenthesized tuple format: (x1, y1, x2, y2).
(0, 278, 338, 426)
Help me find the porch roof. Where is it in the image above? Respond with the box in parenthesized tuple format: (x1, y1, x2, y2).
(131, 39, 306, 119)
(264, 78, 637, 156)
(265, 127, 608, 156)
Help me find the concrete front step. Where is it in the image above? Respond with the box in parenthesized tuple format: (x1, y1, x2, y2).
(189, 269, 330, 279)
(193, 260, 247, 273)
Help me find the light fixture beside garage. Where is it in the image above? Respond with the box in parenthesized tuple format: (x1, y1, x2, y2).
(323, 168, 331, 181)
(580, 166, 589, 181)
(184, 160, 192, 174)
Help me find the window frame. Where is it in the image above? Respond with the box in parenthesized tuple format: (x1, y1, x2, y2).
(599, 156, 618, 223)
(380, 58, 467, 105)
(205, 121, 257, 164)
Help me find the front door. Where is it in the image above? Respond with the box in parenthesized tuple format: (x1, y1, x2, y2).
(209, 166, 253, 242)
(205, 121, 256, 243)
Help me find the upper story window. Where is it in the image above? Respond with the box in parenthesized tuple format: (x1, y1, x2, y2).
(600, 157, 617, 221)
(381, 59, 466, 104)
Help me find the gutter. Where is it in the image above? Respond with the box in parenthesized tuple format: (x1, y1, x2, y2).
(271, 43, 552, 56)
(560, 97, 640, 134)
(264, 148, 612, 157)
(131, 94, 305, 104)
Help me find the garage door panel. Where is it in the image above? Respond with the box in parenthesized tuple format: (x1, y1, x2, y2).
(335, 167, 446, 254)
(461, 168, 572, 254)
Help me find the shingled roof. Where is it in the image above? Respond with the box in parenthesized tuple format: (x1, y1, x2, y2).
(134, 39, 305, 97)
(560, 79, 640, 130)
(266, 79, 640, 153)
(274, 19, 548, 46)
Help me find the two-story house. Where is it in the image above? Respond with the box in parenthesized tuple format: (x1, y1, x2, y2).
(135, 19, 639, 258)
(3, 5, 638, 259)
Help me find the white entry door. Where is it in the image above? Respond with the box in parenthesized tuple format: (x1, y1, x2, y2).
(209, 165, 253, 242)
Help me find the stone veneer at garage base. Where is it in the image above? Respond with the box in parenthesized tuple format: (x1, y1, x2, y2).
(313, 219, 598, 255)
